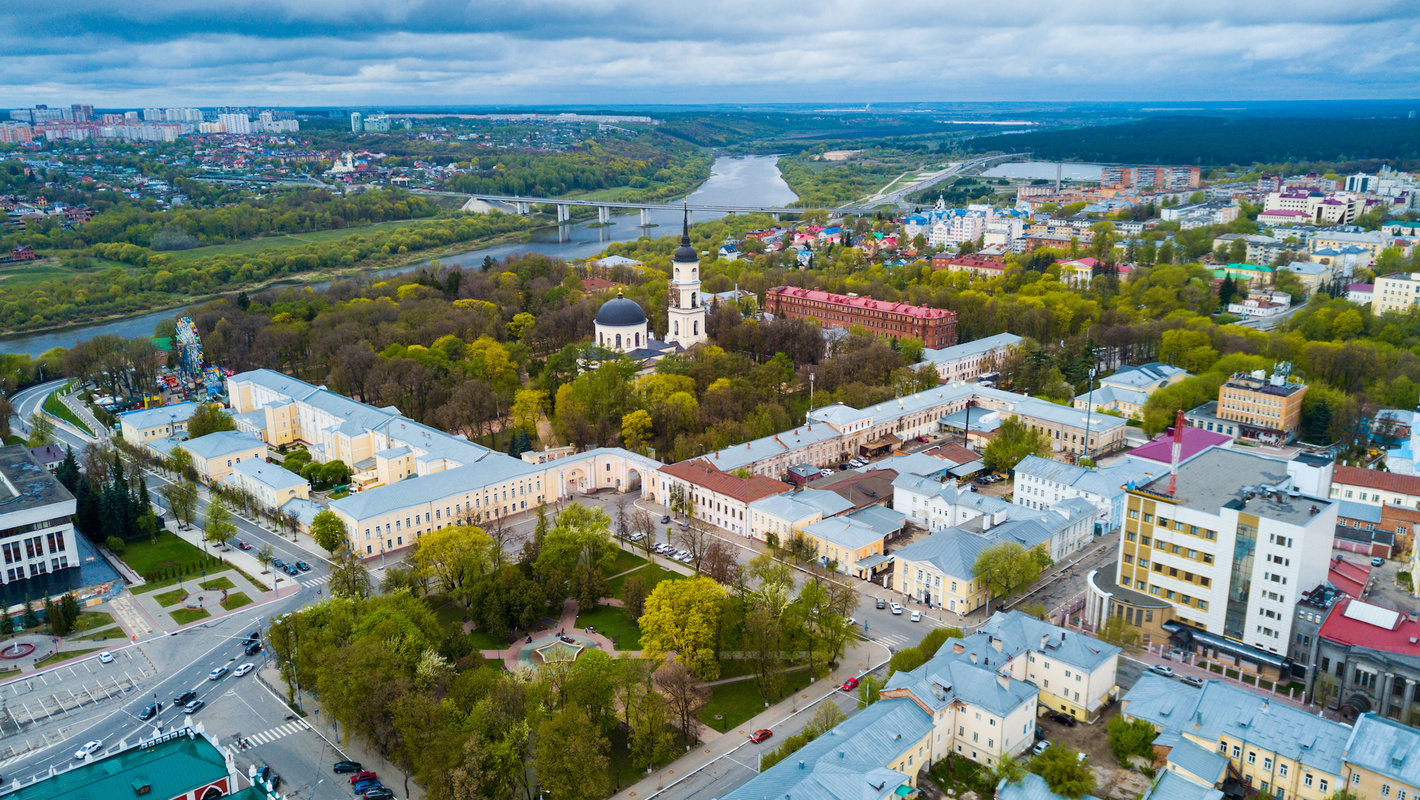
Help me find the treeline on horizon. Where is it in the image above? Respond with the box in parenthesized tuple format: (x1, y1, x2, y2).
(964, 116, 1420, 168)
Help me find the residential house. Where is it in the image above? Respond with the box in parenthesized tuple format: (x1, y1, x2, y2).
(120, 402, 201, 453)
(1074, 362, 1188, 419)
(175, 431, 266, 484)
(1012, 455, 1161, 534)
(651, 459, 787, 537)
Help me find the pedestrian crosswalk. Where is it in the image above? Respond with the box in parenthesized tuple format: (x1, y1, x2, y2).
(302, 575, 330, 587)
(226, 719, 311, 754)
(875, 633, 910, 648)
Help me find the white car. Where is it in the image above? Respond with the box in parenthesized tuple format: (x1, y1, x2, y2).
(819, 469, 833, 478)
(74, 740, 103, 760)
(208, 666, 228, 681)
(890, 602, 904, 615)
(97, 651, 114, 665)
(233, 662, 255, 677)
(910, 610, 922, 622)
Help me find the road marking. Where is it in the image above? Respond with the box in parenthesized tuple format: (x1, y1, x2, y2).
(224, 718, 311, 754)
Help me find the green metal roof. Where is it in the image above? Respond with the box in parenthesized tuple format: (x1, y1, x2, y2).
(6, 730, 229, 800)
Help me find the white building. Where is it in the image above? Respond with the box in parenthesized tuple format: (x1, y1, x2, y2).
(666, 210, 707, 348)
(914, 333, 1022, 383)
(216, 113, 250, 135)
(1227, 290, 1292, 318)
(892, 472, 1096, 563)
(1012, 455, 1161, 534)
(593, 290, 651, 353)
(0, 447, 77, 586)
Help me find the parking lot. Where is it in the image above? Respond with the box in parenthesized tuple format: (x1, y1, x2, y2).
(0, 647, 156, 762)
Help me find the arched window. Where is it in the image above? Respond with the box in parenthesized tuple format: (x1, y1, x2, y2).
(635, 333, 641, 347)
(615, 334, 622, 349)
(675, 268, 680, 279)
(674, 321, 680, 335)
(693, 321, 699, 335)
(598, 332, 603, 346)
(691, 292, 697, 307)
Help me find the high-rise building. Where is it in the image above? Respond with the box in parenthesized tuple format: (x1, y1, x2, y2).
(350, 112, 363, 133)
(143, 107, 164, 122)
(1216, 369, 1307, 443)
(1088, 448, 1336, 673)
(69, 104, 93, 121)
(216, 113, 250, 135)
(665, 208, 707, 348)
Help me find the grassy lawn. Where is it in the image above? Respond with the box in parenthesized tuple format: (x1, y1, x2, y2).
(200, 577, 236, 591)
(122, 532, 211, 577)
(42, 385, 94, 436)
(35, 648, 101, 669)
(471, 629, 511, 651)
(70, 611, 115, 634)
(77, 628, 126, 642)
(574, 604, 642, 650)
(170, 608, 211, 625)
(221, 592, 252, 611)
(699, 667, 813, 733)
(154, 587, 189, 607)
(608, 563, 682, 599)
(609, 548, 648, 576)
(164, 219, 436, 262)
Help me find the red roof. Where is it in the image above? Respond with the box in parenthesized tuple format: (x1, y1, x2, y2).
(1333, 465, 1420, 498)
(1318, 596, 1420, 658)
(659, 459, 787, 504)
(1128, 427, 1233, 465)
(766, 286, 954, 320)
(945, 256, 1005, 271)
(1328, 555, 1371, 598)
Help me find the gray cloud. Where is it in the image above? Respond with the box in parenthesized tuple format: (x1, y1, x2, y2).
(0, 1, 1417, 106)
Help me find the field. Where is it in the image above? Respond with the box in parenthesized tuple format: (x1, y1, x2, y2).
(163, 219, 440, 262)
(170, 608, 210, 625)
(123, 532, 210, 575)
(221, 592, 252, 611)
(573, 605, 642, 650)
(698, 668, 814, 732)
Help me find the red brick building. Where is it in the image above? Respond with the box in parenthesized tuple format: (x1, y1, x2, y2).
(764, 286, 957, 348)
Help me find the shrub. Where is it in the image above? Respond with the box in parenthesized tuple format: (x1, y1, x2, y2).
(105, 536, 126, 555)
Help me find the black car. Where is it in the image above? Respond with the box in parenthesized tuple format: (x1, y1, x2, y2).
(286, 565, 300, 576)
(364, 790, 395, 800)
(245, 640, 263, 655)
(139, 702, 162, 720)
(272, 558, 286, 569)
(334, 761, 363, 774)
(174, 690, 197, 706)
(295, 561, 311, 572)
(257, 766, 272, 782)
(660, 515, 670, 524)
(875, 598, 886, 609)
(1049, 712, 1078, 727)
(246, 630, 260, 643)
(270, 775, 282, 791)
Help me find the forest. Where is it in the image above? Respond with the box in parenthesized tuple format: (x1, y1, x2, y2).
(964, 116, 1420, 168)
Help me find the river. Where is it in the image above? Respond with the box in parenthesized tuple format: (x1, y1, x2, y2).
(0, 155, 796, 357)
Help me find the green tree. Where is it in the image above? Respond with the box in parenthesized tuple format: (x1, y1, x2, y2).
(411, 524, 494, 593)
(982, 417, 1052, 474)
(639, 576, 726, 679)
(310, 509, 349, 554)
(26, 412, 53, 447)
(1028, 744, 1095, 799)
(1106, 715, 1157, 764)
(1097, 615, 1143, 649)
(328, 545, 372, 598)
(186, 404, 237, 439)
(973, 542, 1047, 605)
(533, 705, 611, 800)
(620, 409, 653, 451)
(319, 460, 351, 488)
(203, 497, 237, 551)
(1313, 671, 1338, 710)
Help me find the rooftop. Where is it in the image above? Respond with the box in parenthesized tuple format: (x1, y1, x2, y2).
(178, 430, 264, 461)
(1133, 448, 1331, 526)
(767, 285, 955, 320)
(1128, 428, 1234, 465)
(6, 728, 229, 800)
(119, 401, 201, 431)
(0, 445, 75, 516)
(998, 773, 1104, 800)
(1143, 769, 1223, 800)
(229, 459, 306, 492)
(659, 459, 788, 504)
(1345, 714, 1420, 789)
(1318, 596, 1420, 663)
(1332, 464, 1420, 497)
(916, 333, 1023, 367)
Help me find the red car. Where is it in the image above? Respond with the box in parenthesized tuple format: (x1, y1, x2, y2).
(237, 541, 252, 551)
(351, 771, 377, 785)
(840, 677, 860, 692)
(749, 729, 773, 744)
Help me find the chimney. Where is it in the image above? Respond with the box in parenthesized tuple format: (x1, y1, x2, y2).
(970, 652, 978, 664)
(997, 674, 1009, 690)
(953, 642, 965, 654)
(991, 636, 1003, 653)
(1041, 634, 1050, 649)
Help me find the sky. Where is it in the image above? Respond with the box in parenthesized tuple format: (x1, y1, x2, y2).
(2, 0, 1419, 108)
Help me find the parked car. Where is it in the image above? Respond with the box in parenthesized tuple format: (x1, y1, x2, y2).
(286, 565, 300, 576)
(351, 771, 378, 784)
(295, 561, 312, 572)
(910, 610, 922, 622)
(890, 602, 903, 615)
(208, 666, 228, 681)
(1034, 726, 1047, 741)
(139, 702, 161, 720)
(272, 558, 286, 569)
(1032, 740, 1051, 756)
(1372, 556, 1386, 567)
(233, 663, 255, 677)
(97, 651, 114, 664)
(353, 780, 382, 794)
(660, 515, 671, 524)
(840, 677, 860, 692)
(1049, 712, 1077, 727)
(245, 641, 263, 655)
(875, 598, 886, 609)
(237, 541, 252, 550)
(1181, 676, 1204, 688)
(184, 700, 205, 714)
(74, 740, 103, 760)
(749, 729, 773, 744)
(333, 761, 364, 774)
(1148, 664, 1175, 678)
(174, 690, 197, 706)
(819, 469, 833, 477)
(363, 790, 395, 800)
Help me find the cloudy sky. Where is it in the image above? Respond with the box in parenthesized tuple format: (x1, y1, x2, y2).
(3, 0, 1419, 108)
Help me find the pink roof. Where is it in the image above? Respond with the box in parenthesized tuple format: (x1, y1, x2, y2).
(1318, 596, 1420, 658)
(1260, 209, 1308, 217)
(766, 286, 954, 320)
(1348, 283, 1374, 291)
(1328, 556, 1371, 598)
(1128, 427, 1233, 465)
(1058, 257, 1100, 268)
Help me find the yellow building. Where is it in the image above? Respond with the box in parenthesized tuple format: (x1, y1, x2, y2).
(1216, 370, 1307, 443)
(1372, 272, 1420, 316)
(119, 402, 201, 452)
(177, 431, 267, 484)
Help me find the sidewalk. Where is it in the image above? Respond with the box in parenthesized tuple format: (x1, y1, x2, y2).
(1123, 642, 1341, 720)
(610, 636, 890, 800)
(59, 391, 107, 440)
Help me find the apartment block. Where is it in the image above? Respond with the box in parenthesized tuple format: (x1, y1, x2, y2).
(0, 446, 77, 587)
(914, 333, 1022, 383)
(1372, 272, 1420, 315)
(1093, 449, 1337, 672)
(1216, 370, 1307, 443)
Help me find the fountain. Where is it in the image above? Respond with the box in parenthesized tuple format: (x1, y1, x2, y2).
(0, 640, 37, 660)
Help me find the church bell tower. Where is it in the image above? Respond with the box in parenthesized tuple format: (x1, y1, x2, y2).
(666, 204, 707, 348)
